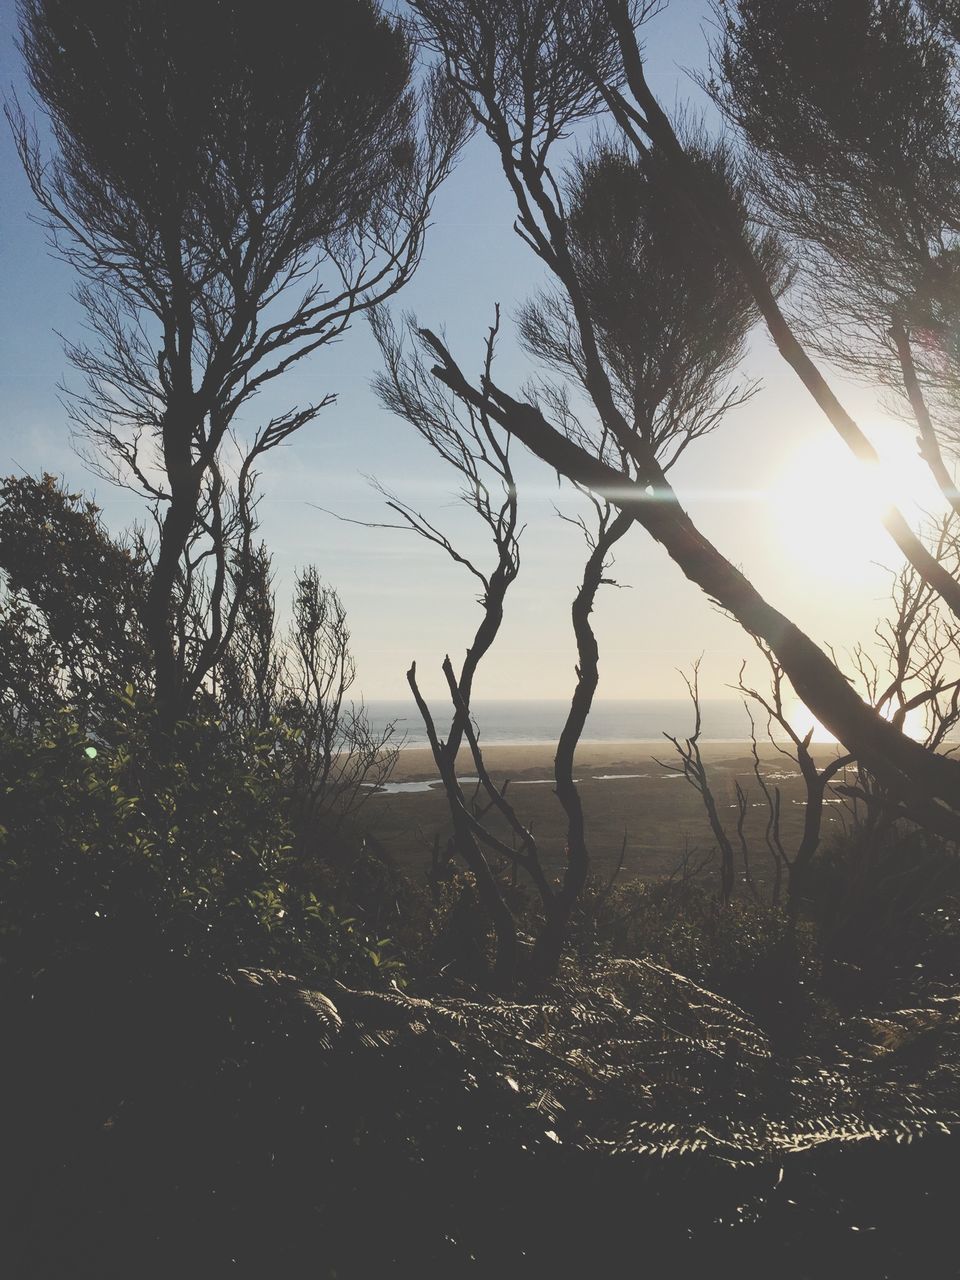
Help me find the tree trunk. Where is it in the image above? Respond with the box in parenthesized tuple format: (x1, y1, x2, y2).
(143, 485, 200, 728)
(407, 662, 519, 989)
(531, 508, 634, 982)
(427, 369, 960, 831)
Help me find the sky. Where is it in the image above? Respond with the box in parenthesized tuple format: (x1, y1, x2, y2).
(0, 0, 940, 708)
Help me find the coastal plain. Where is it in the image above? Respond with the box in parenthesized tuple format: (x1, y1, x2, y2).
(362, 740, 850, 884)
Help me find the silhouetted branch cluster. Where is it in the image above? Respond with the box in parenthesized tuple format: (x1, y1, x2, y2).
(711, 1, 960, 558)
(9, 0, 469, 718)
(371, 316, 635, 983)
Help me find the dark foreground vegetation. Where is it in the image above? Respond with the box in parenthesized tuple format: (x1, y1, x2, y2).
(3, 537, 960, 1275)
(5, 692, 960, 1277)
(6, 0, 960, 1275)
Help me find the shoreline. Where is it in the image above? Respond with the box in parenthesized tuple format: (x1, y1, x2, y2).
(391, 738, 842, 783)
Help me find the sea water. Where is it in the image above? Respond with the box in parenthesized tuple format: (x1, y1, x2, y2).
(363, 698, 764, 749)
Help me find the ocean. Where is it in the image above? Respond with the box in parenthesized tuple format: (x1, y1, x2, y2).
(364, 698, 770, 749)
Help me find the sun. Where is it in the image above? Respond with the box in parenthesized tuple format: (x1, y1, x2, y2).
(771, 422, 945, 581)
(770, 423, 947, 745)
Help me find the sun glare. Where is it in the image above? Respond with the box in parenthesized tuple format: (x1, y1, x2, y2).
(767, 425, 945, 747)
(784, 697, 928, 746)
(771, 424, 945, 581)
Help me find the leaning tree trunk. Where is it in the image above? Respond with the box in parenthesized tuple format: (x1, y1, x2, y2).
(425, 360, 960, 837)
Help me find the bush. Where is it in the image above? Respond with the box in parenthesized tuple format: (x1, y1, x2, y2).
(0, 695, 395, 992)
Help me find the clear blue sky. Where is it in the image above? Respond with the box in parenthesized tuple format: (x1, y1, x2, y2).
(0, 0, 918, 707)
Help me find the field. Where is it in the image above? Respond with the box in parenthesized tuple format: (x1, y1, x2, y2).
(361, 740, 852, 884)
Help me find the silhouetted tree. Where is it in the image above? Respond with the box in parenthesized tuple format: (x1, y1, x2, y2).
(517, 137, 779, 470)
(372, 21, 788, 974)
(373, 311, 525, 985)
(657, 662, 739, 906)
(372, 309, 640, 983)
(407, 0, 960, 841)
(277, 567, 398, 830)
(733, 647, 854, 911)
(9, 0, 468, 721)
(188, 548, 400, 829)
(599, 0, 960, 619)
(712, 0, 960, 521)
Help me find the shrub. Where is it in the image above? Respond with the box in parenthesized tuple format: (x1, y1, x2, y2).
(573, 877, 823, 1043)
(0, 695, 394, 991)
(804, 825, 960, 998)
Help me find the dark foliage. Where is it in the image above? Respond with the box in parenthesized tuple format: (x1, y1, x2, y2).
(0, 475, 149, 724)
(4, 952, 960, 1277)
(713, 0, 960, 443)
(0, 703, 391, 990)
(17, 0, 411, 238)
(0, 473, 396, 834)
(804, 825, 960, 995)
(520, 137, 789, 468)
(715, 0, 959, 257)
